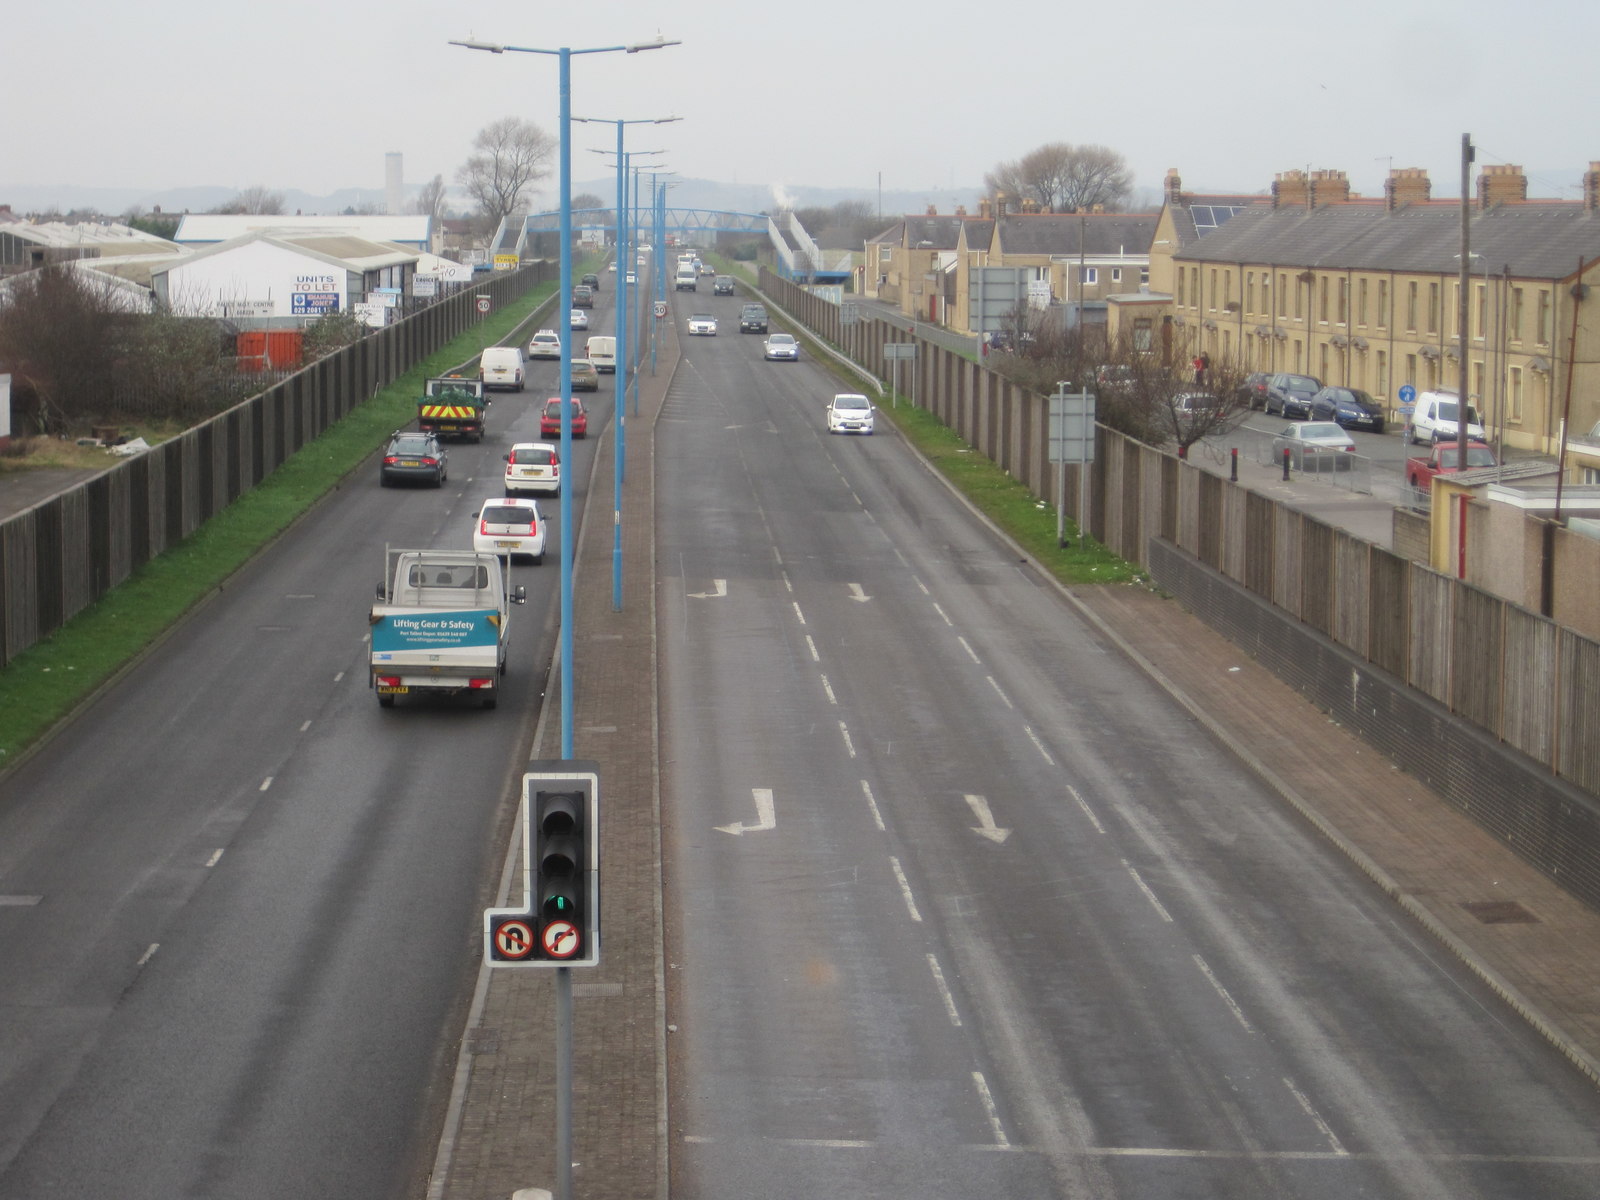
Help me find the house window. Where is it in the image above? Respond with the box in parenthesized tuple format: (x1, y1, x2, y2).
(1377, 279, 1388, 330)
(1278, 273, 1288, 317)
(1081, 266, 1098, 285)
(1177, 269, 1185, 307)
(1376, 349, 1388, 399)
(1476, 283, 1487, 339)
(1427, 282, 1439, 334)
(1357, 278, 1367, 326)
(1294, 277, 1303, 320)
(1245, 271, 1254, 315)
(1337, 277, 1348, 325)
(1140, 266, 1149, 286)
(1506, 367, 1522, 422)
(1223, 272, 1232, 309)
(1406, 282, 1418, 331)
(1318, 276, 1328, 323)
(1133, 317, 1153, 351)
(1537, 290, 1551, 344)
(1509, 287, 1524, 341)
(1111, 268, 1122, 284)
(1209, 268, 1217, 310)
(1405, 353, 1418, 391)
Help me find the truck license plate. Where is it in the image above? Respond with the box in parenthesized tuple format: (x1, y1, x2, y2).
(376, 685, 409, 694)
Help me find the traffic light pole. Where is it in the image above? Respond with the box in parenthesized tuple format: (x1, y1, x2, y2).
(556, 966, 574, 1200)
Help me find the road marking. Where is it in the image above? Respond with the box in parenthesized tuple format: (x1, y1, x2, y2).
(888, 856, 923, 922)
(804, 635, 819, 662)
(927, 954, 962, 1025)
(859, 780, 885, 831)
(687, 579, 728, 599)
(300, 720, 312, 732)
(971, 1071, 1011, 1147)
(931, 602, 953, 626)
(137, 944, 159, 967)
(838, 721, 856, 758)
(964, 793, 1011, 843)
(206, 849, 225, 868)
(0, 895, 43, 906)
(334, 670, 345, 682)
(914, 576, 930, 595)
(986, 676, 1013, 708)
(1283, 1077, 1347, 1156)
(819, 674, 837, 705)
(847, 582, 871, 602)
(259, 777, 273, 792)
(1123, 861, 1174, 922)
(792, 601, 807, 626)
(715, 788, 776, 836)
(1192, 954, 1254, 1033)
(1023, 725, 1055, 765)
(1068, 784, 1105, 834)
(957, 636, 981, 664)
(781, 571, 793, 594)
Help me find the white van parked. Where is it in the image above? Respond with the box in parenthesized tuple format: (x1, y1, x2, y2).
(1407, 390, 1484, 444)
(586, 335, 617, 374)
(479, 346, 525, 392)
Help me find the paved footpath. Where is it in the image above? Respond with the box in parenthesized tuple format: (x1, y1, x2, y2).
(429, 328, 1600, 1199)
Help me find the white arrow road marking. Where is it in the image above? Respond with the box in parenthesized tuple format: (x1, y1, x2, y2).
(847, 582, 872, 602)
(716, 788, 776, 836)
(687, 579, 728, 599)
(964, 793, 1011, 843)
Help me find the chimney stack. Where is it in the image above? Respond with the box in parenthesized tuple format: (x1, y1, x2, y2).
(1309, 169, 1350, 207)
(1385, 167, 1431, 211)
(996, 192, 1009, 220)
(1584, 162, 1600, 212)
(1477, 163, 1527, 209)
(978, 197, 992, 219)
(926, 203, 937, 216)
(1164, 168, 1183, 206)
(1272, 169, 1309, 209)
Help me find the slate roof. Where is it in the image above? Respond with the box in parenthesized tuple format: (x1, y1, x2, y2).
(993, 212, 1158, 256)
(902, 215, 971, 249)
(1178, 201, 1600, 281)
(1167, 194, 1267, 248)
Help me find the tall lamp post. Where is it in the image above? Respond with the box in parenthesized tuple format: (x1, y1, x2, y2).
(449, 35, 677, 1200)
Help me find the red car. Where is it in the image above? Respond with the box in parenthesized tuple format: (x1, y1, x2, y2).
(540, 396, 588, 440)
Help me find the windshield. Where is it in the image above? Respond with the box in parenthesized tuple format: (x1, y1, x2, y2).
(835, 397, 869, 411)
(1435, 401, 1480, 424)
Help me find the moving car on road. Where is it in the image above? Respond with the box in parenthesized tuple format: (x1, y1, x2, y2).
(570, 358, 600, 392)
(541, 397, 588, 439)
(688, 313, 718, 336)
(380, 431, 448, 487)
(763, 332, 799, 361)
(739, 303, 768, 333)
(570, 309, 589, 331)
(503, 442, 560, 496)
(713, 275, 735, 295)
(826, 393, 875, 435)
(527, 329, 561, 359)
(473, 497, 546, 564)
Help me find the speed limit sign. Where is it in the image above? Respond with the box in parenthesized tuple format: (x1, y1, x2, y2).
(476, 294, 491, 314)
(653, 300, 667, 319)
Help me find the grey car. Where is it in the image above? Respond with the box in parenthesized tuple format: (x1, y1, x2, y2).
(1265, 373, 1323, 419)
(380, 431, 448, 487)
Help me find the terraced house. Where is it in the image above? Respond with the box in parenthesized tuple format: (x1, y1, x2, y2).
(1124, 163, 1600, 454)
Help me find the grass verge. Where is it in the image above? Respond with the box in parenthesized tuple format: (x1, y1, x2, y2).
(0, 274, 570, 765)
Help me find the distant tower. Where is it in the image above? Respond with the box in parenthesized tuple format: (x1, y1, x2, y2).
(385, 152, 404, 215)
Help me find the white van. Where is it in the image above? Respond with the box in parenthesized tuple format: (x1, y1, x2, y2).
(586, 335, 617, 374)
(674, 264, 698, 292)
(479, 346, 525, 392)
(1407, 390, 1484, 444)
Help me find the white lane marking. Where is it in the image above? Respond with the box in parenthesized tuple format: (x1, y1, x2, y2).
(914, 576, 930, 595)
(957, 636, 981, 664)
(820, 675, 837, 705)
(847, 582, 871, 602)
(1283, 1076, 1348, 1156)
(776, 1138, 874, 1149)
(1192, 954, 1254, 1033)
(927, 954, 962, 1026)
(715, 788, 776, 836)
(838, 721, 856, 758)
(206, 849, 225, 868)
(804, 635, 819, 662)
(986, 676, 1013, 709)
(971, 1071, 1011, 1147)
(888, 857, 923, 922)
(0, 895, 43, 906)
(1022, 725, 1056, 765)
(859, 780, 885, 831)
(259, 777, 273, 792)
(781, 572, 793, 594)
(687, 579, 728, 599)
(137, 944, 160, 967)
(1123, 861, 1174, 922)
(931, 602, 953, 626)
(334, 670, 346, 682)
(964, 794, 1011, 843)
(300, 720, 312, 732)
(792, 602, 807, 626)
(1068, 784, 1105, 834)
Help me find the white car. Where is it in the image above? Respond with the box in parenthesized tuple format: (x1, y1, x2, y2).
(527, 329, 561, 359)
(607, 261, 618, 272)
(570, 309, 589, 331)
(1271, 421, 1356, 469)
(626, 271, 637, 284)
(688, 313, 718, 336)
(764, 333, 800, 361)
(503, 442, 560, 496)
(826, 393, 875, 435)
(473, 497, 547, 563)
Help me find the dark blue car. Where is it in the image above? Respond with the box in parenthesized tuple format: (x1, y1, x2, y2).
(1309, 386, 1385, 433)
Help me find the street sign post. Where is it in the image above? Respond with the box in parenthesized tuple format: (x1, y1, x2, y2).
(1048, 387, 1097, 546)
(884, 341, 915, 408)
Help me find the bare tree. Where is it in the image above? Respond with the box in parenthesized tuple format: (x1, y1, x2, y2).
(985, 143, 1133, 213)
(412, 174, 449, 226)
(215, 185, 286, 215)
(457, 117, 556, 231)
(0, 265, 128, 434)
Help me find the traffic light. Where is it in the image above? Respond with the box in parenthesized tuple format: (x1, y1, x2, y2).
(484, 761, 599, 968)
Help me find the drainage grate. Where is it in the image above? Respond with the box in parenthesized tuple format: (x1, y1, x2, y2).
(1461, 900, 1539, 924)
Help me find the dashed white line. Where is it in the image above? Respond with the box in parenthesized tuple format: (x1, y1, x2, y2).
(333, 671, 345, 683)
(792, 602, 807, 626)
(859, 780, 886, 831)
(804, 635, 820, 662)
(1192, 954, 1254, 1033)
(986, 676, 1013, 708)
(820, 674, 838, 705)
(300, 720, 312, 732)
(957, 636, 981, 664)
(206, 849, 225, 868)
(1123, 861, 1174, 922)
(1022, 725, 1056, 765)
(914, 576, 930, 595)
(838, 721, 857, 758)
(1283, 1076, 1348, 1156)
(971, 1071, 1011, 1147)
(888, 857, 923, 922)
(930, 602, 953, 626)
(927, 954, 962, 1026)
(137, 944, 160, 967)
(781, 571, 794, 594)
(259, 777, 274, 792)
(1068, 784, 1105, 834)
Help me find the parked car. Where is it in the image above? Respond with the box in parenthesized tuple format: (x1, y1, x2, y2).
(473, 497, 546, 564)
(503, 442, 560, 496)
(1310, 386, 1385, 433)
(1264, 373, 1323, 418)
(763, 332, 800, 361)
(826, 393, 875, 435)
(1404, 440, 1498, 489)
(570, 358, 600, 392)
(1170, 391, 1225, 434)
(527, 329, 561, 359)
(712, 275, 735, 295)
(688, 313, 718, 336)
(1236, 372, 1273, 410)
(570, 309, 589, 331)
(1270, 421, 1356, 468)
(479, 346, 526, 392)
(380, 430, 448, 487)
(1406, 390, 1485, 444)
(540, 396, 588, 439)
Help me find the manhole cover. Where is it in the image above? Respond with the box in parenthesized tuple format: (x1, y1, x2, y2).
(1461, 900, 1538, 924)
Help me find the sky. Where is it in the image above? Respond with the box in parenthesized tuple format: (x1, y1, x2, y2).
(8, 0, 1600, 212)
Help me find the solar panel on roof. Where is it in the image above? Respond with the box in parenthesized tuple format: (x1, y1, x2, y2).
(1192, 205, 1248, 235)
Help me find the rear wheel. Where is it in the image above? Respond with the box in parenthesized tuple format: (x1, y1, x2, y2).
(378, 694, 395, 708)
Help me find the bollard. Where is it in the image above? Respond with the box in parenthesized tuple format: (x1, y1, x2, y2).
(1230, 447, 1238, 482)
(1281, 447, 1291, 480)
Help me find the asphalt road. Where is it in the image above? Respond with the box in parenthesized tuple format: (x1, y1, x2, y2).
(657, 296, 1600, 1198)
(0, 287, 621, 1199)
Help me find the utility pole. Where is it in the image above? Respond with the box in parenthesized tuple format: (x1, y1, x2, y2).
(1455, 133, 1473, 578)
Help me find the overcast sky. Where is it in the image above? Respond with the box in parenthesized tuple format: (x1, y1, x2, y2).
(9, 0, 1599, 210)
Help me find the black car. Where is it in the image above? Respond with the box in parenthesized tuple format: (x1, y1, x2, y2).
(1236, 372, 1273, 410)
(712, 275, 735, 296)
(1309, 386, 1386, 433)
(379, 431, 447, 487)
(572, 285, 594, 308)
(1265, 373, 1322, 419)
(739, 303, 768, 333)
